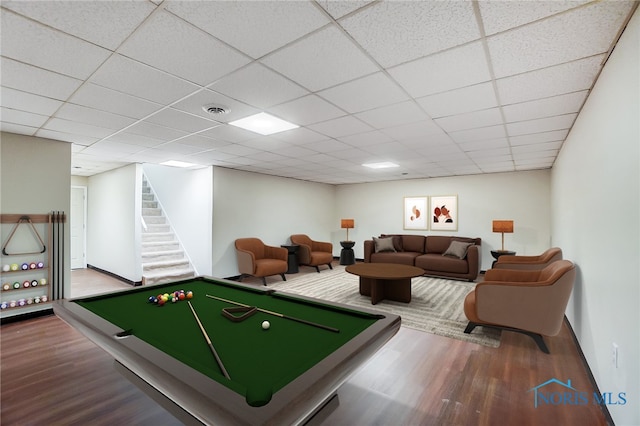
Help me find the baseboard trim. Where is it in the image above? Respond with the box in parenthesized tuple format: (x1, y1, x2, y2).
(564, 316, 615, 426)
(1, 308, 54, 325)
(87, 264, 142, 287)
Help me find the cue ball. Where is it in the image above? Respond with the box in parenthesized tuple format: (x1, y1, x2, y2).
(261, 321, 270, 330)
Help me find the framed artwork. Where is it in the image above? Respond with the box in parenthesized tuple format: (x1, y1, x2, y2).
(403, 197, 428, 230)
(430, 195, 457, 231)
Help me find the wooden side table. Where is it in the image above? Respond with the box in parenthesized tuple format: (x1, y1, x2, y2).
(281, 244, 299, 274)
(339, 241, 356, 265)
(491, 250, 516, 268)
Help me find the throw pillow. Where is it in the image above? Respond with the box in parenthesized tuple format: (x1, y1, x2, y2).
(373, 236, 396, 253)
(443, 240, 472, 259)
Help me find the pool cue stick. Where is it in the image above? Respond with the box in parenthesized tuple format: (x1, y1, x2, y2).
(187, 301, 231, 380)
(205, 294, 340, 333)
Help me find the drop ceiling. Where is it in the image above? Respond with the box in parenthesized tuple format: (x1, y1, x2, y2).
(0, 1, 636, 184)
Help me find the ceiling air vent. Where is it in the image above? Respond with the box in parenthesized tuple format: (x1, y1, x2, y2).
(202, 104, 229, 115)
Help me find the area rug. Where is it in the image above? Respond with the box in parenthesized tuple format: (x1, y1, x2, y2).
(268, 265, 501, 348)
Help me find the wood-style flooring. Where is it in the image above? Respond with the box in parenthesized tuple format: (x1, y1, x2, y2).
(1, 266, 610, 425)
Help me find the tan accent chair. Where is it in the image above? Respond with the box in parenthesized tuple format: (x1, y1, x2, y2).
(493, 247, 562, 270)
(463, 260, 576, 353)
(235, 238, 288, 285)
(290, 234, 334, 273)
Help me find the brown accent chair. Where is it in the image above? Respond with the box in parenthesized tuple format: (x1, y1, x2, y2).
(290, 234, 333, 273)
(463, 260, 576, 353)
(235, 238, 288, 285)
(493, 247, 562, 270)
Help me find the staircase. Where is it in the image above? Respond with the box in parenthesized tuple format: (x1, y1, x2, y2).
(141, 179, 195, 285)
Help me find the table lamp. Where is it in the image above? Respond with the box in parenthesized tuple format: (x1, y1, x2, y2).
(492, 220, 514, 251)
(341, 219, 354, 241)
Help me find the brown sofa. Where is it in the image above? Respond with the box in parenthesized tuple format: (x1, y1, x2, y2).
(364, 234, 481, 281)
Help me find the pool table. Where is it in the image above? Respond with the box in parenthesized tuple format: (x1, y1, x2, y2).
(53, 276, 400, 425)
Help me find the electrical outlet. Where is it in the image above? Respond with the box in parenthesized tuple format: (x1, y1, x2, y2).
(612, 343, 619, 368)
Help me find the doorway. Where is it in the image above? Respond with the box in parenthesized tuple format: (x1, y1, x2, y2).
(70, 186, 86, 269)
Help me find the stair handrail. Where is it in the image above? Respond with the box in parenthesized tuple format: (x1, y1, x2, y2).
(142, 174, 199, 276)
(141, 215, 148, 232)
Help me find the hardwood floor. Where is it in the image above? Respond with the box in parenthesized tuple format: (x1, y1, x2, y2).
(1, 267, 609, 425)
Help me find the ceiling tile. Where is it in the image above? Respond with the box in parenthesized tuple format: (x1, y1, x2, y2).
(417, 82, 498, 118)
(509, 130, 568, 146)
(449, 124, 507, 143)
(488, 1, 635, 78)
(318, 72, 409, 114)
(317, 1, 373, 19)
(42, 117, 116, 139)
(478, 1, 589, 36)
(199, 124, 260, 144)
(54, 104, 136, 131)
(2, 0, 155, 49)
(503, 91, 588, 123)
(1, 57, 82, 101)
(382, 120, 446, 141)
(340, 0, 479, 67)
(337, 130, 394, 148)
(506, 113, 577, 136)
(497, 55, 604, 104)
(1, 10, 110, 79)
(307, 115, 374, 138)
(261, 26, 379, 92)
(1, 87, 64, 116)
(435, 108, 503, 133)
(119, 11, 250, 86)
(68, 83, 163, 120)
(209, 63, 308, 109)
(458, 138, 510, 152)
(102, 132, 166, 148)
(1, 107, 49, 128)
(143, 108, 220, 134)
(389, 42, 491, 98)
(125, 121, 189, 142)
(512, 141, 562, 154)
(269, 95, 346, 126)
(0, 122, 37, 135)
(36, 130, 98, 146)
(89, 54, 200, 105)
(166, 1, 329, 59)
(355, 101, 428, 129)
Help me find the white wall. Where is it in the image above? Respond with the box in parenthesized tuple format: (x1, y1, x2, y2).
(551, 9, 639, 425)
(86, 164, 141, 283)
(336, 170, 551, 271)
(143, 164, 213, 275)
(0, 132, 71, 316)
(211, 168, 336, 277)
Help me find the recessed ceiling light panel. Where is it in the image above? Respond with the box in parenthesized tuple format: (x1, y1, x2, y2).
(229, 112, 298, 135)
(362, 162, 399, 169)
(161, 160, 196, 168)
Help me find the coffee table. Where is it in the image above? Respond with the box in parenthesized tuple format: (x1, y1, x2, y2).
(345, 263, 425, 305)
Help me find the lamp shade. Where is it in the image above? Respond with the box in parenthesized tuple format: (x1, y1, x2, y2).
(341, 219, 354, 229)
(492, 220, 514, 233)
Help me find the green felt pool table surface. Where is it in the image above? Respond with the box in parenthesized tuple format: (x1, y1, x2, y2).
(54, 276, 400, 426)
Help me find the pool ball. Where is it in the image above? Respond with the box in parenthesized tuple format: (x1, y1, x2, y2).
(0, 302, 7, 309)
(27, 298, 33, 305)
(23, 281, 30, 288)
(262, 321, 270, 330)
(18, 299, 26, 307)
(34, 297, 41, 304)
(10, 264, 19, 271)
(3, 283, 10, 291)
(40, 278, 47, 286)
(41, 296, 48, 303)
(29, 263, 36, 269)
(13, 282, 20, 289)
(31, 280, 38, 287)
(9, 300, 16, 308)
(37, 262, 44, 268)
(148, 296, 155, 303)
(2, 265, 9, 272)
(178, 293, 185, 300)
(186, 291, 193, 299)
